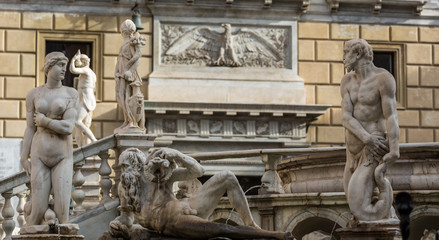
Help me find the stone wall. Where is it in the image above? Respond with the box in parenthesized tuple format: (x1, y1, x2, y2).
(300, 22, 439, 146)
(0, 9, 438, 148)
(0, 11, 153, 139)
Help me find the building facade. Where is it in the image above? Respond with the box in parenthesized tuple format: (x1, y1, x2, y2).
(0, 0, 438, 239)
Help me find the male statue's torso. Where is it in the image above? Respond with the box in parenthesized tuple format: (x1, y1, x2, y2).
(344, 67, 390, 154)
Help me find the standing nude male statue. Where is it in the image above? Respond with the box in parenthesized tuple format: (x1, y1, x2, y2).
(340, 39, 399, 221)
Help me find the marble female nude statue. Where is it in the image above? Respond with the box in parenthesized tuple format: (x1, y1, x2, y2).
(340, 38, 399, 221)
(20, 52, 78, 225)
(109, 147, 293, 240)
(70, 49, 97, 146)
(114, 19, 146, 133)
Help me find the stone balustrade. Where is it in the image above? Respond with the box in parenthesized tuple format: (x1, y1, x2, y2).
(0, 139, 438, 239)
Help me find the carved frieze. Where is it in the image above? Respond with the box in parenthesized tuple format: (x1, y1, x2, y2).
(161, 23, 287, 68)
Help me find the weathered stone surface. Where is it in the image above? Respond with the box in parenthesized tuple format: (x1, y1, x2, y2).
(19, 224, 79, 235)
(0, 11, 20, 28)
(407, 128, 434, 143)
(0, 53, 20, 75)
(4, 120, 26, 137)
(12, 234, 84, 240)
(407, 88, 433, 109)
(398, 110, 420, 127)
(0, 100, 20, 118)
(331, 63, 344, 84)
(336, 221, 401, 240)
(298, 40, 314, 60)
(6, 30, 36, 52)
(88, 16, 118, 32)
(316, 85, 340, 106)
(299, 22, 329, 39)
(331, 24, 359, 40)
(302, 230, 334, 240)
(391, 26, 418, 42)
(23, 12, 53, 29)
(21, 54, 36, 76)
(54, 13, 86, 31)
(316, 126, 345, 143)
(419, 27, 439, 43)
(420, 66, 439, 87)
(406, 44, 432, 64)
(299, 62, 330, 84)
(104, 34, 124, 55)
(316, 40, 343, 61)
(361, 25, 389, 41)
(406, 66, 419, 86)
(5, 77, 35, 99)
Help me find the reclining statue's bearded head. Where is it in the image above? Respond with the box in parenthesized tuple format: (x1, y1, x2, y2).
(144, 150, 177, 183)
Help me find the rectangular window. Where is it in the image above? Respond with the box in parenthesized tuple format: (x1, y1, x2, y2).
(45, 41, 93, 88)
(371, 44, 405, 108)
(37, 32, 102, 100)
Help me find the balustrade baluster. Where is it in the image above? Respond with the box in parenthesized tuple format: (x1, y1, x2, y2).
(16, 192, 26, 227)
(72, 162, 86, 215)
(98, 150, 112, 204)
(2, 191, 15, 240)
(0, 201, 5, 239)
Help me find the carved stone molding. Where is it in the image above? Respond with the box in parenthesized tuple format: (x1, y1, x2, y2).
(326, 0, 427, 15)
(145, 101, 330, 148)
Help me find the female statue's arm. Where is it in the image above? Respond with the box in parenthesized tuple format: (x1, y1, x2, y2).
(20, 90, 37, 177)
(34, 92, 78, 135)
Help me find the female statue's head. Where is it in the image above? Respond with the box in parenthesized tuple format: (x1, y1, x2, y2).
(121, 19, 136, 37)
(44, 52, 69, 78)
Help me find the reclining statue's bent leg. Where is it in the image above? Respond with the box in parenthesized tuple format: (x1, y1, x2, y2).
(188, 170, 258, 228)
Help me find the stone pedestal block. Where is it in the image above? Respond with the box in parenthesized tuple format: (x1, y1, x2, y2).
(14, 224, 84, 240)
(12, 234, 84, 240)
(336, 221, 402, 240)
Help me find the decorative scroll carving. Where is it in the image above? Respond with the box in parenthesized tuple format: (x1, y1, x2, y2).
(161, 23, 287, 68)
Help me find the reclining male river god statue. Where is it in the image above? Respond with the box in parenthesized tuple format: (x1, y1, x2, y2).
(340, 38, 400, 222)
(105, 147, 294, 239)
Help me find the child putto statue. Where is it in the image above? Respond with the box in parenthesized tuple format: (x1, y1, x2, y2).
(70, 50, 97, 146)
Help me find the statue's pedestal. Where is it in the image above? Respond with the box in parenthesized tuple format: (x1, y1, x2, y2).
(12, 234, 84, 240)
(336, 220, 402, 240)
(13, 224, 84, 240)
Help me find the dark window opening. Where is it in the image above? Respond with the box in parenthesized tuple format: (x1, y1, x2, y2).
(373, 51, 395, 77)
(45, 41, 93, 88)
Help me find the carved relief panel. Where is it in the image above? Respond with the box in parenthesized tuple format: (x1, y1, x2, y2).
(160, 22, 290, 68)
